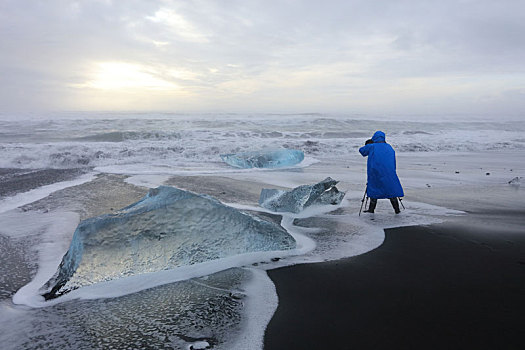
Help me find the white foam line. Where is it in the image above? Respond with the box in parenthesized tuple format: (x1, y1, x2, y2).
(0, 173, 96, 214)
(227, 202, 354, 257)
(222, 201, 387, 350)
(13, 245, 307, 308)
(226, 201, 344, 219)
(12, 211, 80, 306)
(228, 268, 278, 350)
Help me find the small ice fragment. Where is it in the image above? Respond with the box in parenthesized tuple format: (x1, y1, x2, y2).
(189, 341, 210, 350)
(508, 177, 521, 186)
(220, 149, 304, 168)
(259, 177, 345, 213)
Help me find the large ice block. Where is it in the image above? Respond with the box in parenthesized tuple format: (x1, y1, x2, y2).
(220, 149, 304, 168)
(41, 186, 296, 299)
(259, 177, 346, 213)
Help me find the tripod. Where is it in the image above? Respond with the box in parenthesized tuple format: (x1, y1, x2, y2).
(359, 184, 405, 215)
(358, 184, 368, 216)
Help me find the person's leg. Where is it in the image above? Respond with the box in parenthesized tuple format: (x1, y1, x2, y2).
(364, 198, 377, 213)
(390, 197, 401, 214)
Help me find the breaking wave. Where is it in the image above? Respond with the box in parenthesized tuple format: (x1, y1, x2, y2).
(75, 131, 183, 142)
(0, 114, 524, 170)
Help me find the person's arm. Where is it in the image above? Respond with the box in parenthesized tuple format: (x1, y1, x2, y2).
(359, 144, 371, 156)
(359, 139, 373, 156)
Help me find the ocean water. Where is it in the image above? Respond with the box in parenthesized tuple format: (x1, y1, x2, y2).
(0, 112, 524, 173)
(0, 112, 523, 349)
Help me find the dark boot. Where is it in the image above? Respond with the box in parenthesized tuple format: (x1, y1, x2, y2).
(390, 197, 401, 214)
(364, 198, 377, 213)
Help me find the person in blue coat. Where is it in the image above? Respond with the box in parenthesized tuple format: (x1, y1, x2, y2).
(359, 131, 404, 213)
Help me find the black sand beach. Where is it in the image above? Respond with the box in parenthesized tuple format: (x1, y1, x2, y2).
(2, 169, 524, 349)
(0, 168, 87, 197)
(264, 217, 525, 349)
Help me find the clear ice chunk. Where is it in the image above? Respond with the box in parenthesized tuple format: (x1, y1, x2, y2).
(220, 149, 304, 168)
(41, 186, 296, 299)
(259, 177, 346, 213)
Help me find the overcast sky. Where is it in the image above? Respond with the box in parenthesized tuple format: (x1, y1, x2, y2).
(1, 0, 524, 116)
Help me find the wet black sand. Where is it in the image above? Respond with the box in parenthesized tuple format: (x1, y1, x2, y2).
(0, 168, 88, 198)
(264, 220, 525, 349)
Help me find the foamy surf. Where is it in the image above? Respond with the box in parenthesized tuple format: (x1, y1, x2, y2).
(1, 114, 524, 172)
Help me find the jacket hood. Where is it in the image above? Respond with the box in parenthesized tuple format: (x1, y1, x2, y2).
(372, 131, 385, 143)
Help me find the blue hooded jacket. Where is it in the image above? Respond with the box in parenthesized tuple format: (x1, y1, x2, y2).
(359, 131, 404, 199)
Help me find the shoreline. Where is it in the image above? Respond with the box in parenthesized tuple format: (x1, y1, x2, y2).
(264, 216, 525, 349)
(1, 165, 524, 349)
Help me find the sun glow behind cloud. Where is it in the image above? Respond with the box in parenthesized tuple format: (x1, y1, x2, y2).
(76, 62, 178, 91)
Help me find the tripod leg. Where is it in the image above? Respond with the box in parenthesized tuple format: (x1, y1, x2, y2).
(359, 185, 368, 216)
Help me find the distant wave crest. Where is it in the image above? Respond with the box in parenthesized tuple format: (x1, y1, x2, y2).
(1, 116, 524, 170)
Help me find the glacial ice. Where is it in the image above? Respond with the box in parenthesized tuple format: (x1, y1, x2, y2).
(259, 177, 345, 213)
(508, 176, 521, 186)
(40, 186, 296, 299)
(220, 149, 304, 168)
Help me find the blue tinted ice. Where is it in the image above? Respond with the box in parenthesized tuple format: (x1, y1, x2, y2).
(220, 149, 304, 168)
(259, 177, 346, 213)
(41, 186, 295, 299)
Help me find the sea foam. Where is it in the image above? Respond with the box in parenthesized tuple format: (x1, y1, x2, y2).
(1, 114, 524, 172)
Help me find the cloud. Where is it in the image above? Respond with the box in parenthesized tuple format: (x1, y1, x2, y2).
(146, 7, 210, 43)
(0, 0, 524, 115)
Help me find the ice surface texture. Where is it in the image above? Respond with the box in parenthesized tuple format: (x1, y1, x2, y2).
(220, 149, 304, 168)
(259, 177, 345, 213)
(40, 186, 296, 299)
